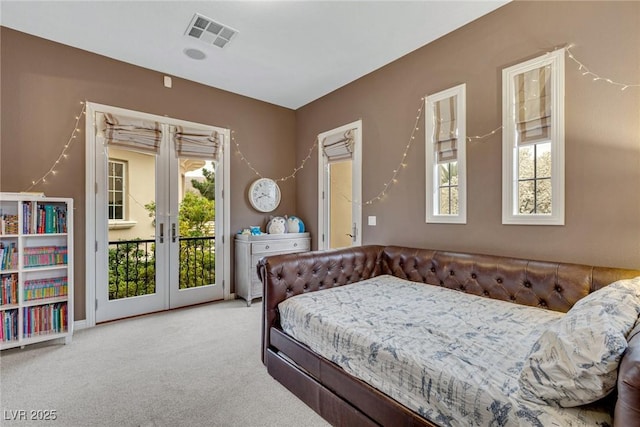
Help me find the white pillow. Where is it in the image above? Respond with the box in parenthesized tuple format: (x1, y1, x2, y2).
(518, 277, 640, 407)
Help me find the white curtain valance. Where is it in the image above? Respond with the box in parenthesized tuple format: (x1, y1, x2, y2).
(433, 96, 458, 164)
(515, 65, 551, 146)
(103, 113, 162, 154)
(323, 129, 355, 163)
(173, 126, 220, 160)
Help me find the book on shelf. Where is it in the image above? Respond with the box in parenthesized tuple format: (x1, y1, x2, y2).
(23, 246, 68, 268)
(0, 242, 18, 271)
(1, 309, 18, 342)
(0, 214, 19, 235)
(24, 276, 68, 301)
(36, 204, 68, 234)
(1, 273, 18, 305)
(23, 303, 67, 338)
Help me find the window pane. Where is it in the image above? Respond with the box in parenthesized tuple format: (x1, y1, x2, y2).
(439, 188, 450, 214)
(109, 192, 115, 204)
(536, 178, 552, 214)
(113, 178, 123, 191)
(114, 206, 123, 220)
(536, 143, 552, 179)
(114, 162, 123, 176)
(114, 192, 123, 205)
(518, 180, 535, 214)
(449, 162, 458, 185)
(450, 187, 459, 215)
(518, 146, 534, 180)
(439, 164, 450, 186)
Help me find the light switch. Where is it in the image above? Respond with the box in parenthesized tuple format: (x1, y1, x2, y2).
(164, 76, 172, 88)
(368, 216, 377, 226)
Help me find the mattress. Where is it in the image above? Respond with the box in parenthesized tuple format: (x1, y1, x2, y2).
(278, 275, 613, 426)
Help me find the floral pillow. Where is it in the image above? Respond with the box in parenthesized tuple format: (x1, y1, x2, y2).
(518, 277, 640, 407)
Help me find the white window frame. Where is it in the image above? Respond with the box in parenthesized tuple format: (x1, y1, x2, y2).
(107, 159, 127, 221)
(425, 84, 466, 224)
(502, 49, 565, 225)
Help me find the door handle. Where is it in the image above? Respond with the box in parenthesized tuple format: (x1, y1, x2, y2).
(159, 223, 164, 243)
(172, 223, 177, 243)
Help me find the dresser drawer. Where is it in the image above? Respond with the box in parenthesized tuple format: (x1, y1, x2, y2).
(252, 239, 310, 254)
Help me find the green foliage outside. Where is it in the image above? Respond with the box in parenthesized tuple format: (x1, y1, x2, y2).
(108, 241, 156, 300)
(109, 169, 217, 298)
(518, 143, 552, 214)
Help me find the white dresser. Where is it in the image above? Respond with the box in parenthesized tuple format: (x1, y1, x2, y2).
(234, 232, 310, 306)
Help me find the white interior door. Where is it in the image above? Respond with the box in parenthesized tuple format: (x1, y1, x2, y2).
(318, 120, 362, 250)
(88, 103, 228, 323)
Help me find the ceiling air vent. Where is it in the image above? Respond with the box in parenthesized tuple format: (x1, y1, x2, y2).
(185, 13, 238, 48)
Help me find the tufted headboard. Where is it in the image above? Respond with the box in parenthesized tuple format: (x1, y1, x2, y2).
(379, 245, 640, 313)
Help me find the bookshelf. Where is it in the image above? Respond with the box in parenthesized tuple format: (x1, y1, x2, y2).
(0, 193, 73, 350)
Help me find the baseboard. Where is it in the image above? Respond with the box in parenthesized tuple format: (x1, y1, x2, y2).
(74, 319, 88, 330)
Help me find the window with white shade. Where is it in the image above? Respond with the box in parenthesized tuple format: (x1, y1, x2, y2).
(425, 84, 466, 224)
(502, 49, 565, 225)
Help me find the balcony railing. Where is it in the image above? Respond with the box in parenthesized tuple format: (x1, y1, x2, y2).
(108, 236, 215, 300)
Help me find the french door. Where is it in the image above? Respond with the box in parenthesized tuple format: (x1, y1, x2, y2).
(318, 120, 362, 250)
(87, 103, 229, 323)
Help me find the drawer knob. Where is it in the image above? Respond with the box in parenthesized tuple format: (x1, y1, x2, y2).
(265, 245, 270, 249)
(294, 243, 298, 247)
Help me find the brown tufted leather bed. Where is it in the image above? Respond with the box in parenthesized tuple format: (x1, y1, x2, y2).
(258, 245, 640, 426)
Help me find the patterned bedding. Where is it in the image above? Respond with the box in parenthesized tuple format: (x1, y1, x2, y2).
(278, 275, 613, 426)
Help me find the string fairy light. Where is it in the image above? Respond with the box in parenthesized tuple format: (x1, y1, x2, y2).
(363, 97, 425, 205)
(231, 131, 318, 183)
(24, 101, 86, 192)
(565, 44, 639, 91)
(466, 125, 502, 142)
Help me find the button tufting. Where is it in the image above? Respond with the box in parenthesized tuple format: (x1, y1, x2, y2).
(459, 286, 465, 291)
(524, 281, 531, 288)
(510, 295, 516, 301)
(471, 273, 477, 279)
(555, 285, 562, 292)
(430, 267, 436, 273)
(439, 280, 444, 285)
(496, 278, 503, 284)
(539, 300, 547, 307)
(450, 270, 455, 276)
(303, 284, 308, 290)
(483, 290, 490, 296)
(286, 287, 292, 293)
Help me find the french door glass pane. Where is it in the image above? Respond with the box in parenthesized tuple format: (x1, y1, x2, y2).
(107, 148, 157, 300)
(178, 158, 216, 289)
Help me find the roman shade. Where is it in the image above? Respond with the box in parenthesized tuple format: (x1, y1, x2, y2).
(515, 65, 551, 146)
(322, 129, 355, 163)
(434, 96, 457, 163)
(103, 113, 162, 154)
(173, 126, 220, 160)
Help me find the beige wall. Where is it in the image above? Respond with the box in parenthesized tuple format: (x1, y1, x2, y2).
(0, 28, 297, 320)
(295, 1, 640, 269)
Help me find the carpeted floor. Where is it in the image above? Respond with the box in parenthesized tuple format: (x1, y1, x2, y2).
(0, 299, 330, 427)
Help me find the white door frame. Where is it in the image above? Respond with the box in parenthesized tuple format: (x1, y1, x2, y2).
(84, 102, 231, 327)
(317, 120, 362, 250)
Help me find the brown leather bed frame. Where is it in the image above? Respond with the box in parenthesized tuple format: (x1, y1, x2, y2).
(258, 245, 640, 426)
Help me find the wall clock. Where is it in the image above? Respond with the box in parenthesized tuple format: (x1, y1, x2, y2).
(248, 178, 281, 212)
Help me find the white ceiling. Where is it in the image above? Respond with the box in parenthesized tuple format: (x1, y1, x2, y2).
(0, 1, 508, 109)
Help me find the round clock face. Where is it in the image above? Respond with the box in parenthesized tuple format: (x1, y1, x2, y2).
(248, 178, 281, 212)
